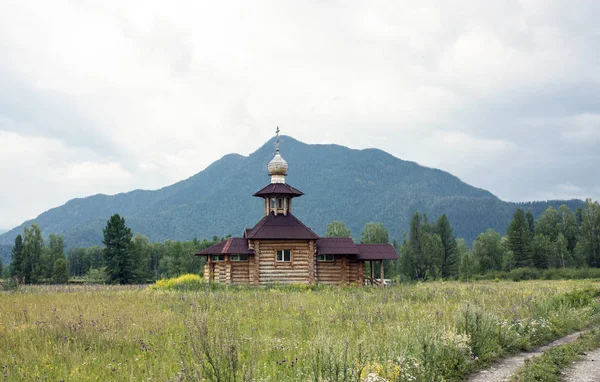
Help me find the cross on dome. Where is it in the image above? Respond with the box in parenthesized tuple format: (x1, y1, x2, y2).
(267, 127, 288, 183)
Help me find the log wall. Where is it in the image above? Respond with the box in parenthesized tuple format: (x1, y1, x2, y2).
(315, 256, 365, 285)
(201, 239, 367, 286)
(255, 240, 314, 284)
(231, 261, 250, 284)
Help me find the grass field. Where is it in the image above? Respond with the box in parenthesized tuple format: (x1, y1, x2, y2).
(1, 280, 599, 381)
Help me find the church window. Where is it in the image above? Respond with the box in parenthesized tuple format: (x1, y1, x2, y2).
(231, 254, 248, 261)
(317, 254, 335, 261)
(211, 254, 224, 262)
(276, 249, 291, 262)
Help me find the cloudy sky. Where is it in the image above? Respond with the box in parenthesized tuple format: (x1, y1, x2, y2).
(0, 1, 599, 231)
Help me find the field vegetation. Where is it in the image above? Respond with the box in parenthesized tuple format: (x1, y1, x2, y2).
(1, 280, 599, 381)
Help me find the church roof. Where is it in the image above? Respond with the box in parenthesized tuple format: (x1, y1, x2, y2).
(196, 237, 254, 256)
(245, 212, 319, 240)
(316, 237, 360, 255)
(316, 238, 397, 260)
(355, 244, 398, 260)
(253, 183, 304, 198)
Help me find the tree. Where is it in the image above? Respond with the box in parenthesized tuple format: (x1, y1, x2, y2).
(472, 229, 505, 273)
(360, 222, 389, 244)
(580, 199, 600, 267)
(166, 240, 184, 277)
(52, 258, 69, 284)
(103, 214, 134, 284)
(525, 210, 536, 236)
(400, 212, 443, 281)
(326, 221, 352, 238)
(558, 205, 578, 253)
(536, 207, 559, 240)
(22, 224, 44, 283)
(551, 233, 570, 268)
(531, 234, 550, 269)
(507, 209, 533, 268)
(9, 234, 24, 279)
(457, 239, 477, 281)
(434, 214, 458, 278)
(502, 250, 516, 272)
(130, 234, 152, 281)
(45, 234, 66, 279)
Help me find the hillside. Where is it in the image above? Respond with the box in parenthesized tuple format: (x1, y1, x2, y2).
(0, 136, 584, 250)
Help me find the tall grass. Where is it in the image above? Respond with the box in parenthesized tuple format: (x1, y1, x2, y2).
(0, 280, 598, 381)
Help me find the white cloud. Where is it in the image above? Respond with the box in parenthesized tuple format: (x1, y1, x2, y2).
(0, 0, 599, 229)
(0, 131, 134, 228)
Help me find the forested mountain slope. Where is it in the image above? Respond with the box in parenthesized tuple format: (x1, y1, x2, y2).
(0, 136, 583, 249)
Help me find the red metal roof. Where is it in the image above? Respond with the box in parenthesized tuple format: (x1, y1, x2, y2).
(356, 244, 398, 260)
(253, 183, 304, 198)
(196, 237, 254, 256)
(245, 212, 319, 240)
(316, 237, 360, 255)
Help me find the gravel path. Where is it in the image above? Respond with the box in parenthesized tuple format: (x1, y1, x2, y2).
(468, 331, 586, 382)
(564, 347, 600, 382)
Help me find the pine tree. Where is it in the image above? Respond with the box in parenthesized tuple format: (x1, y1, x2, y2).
(103, 214, 134, 284)
(401, 212, 443, 281)
(525, 210, 536, 235)
(507, 209, 533, 268)
(407, 213, 425, 280)
(9, 234, 24, 279)
(434, 214, 458, 278)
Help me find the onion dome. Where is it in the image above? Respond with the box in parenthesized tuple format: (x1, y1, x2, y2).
(267, 127, 288, 183)
(267, 151, 288, 175)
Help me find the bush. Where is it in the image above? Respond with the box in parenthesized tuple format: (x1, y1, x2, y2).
(149, 274, 204, 291)
(471, 267, 600, 282)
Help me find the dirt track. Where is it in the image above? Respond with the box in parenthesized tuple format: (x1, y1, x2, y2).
(564, 347, 600, 382)
(468, 331, 587, 382)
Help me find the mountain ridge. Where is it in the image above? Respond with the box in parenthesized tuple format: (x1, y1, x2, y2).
(0, 136, 584, 252)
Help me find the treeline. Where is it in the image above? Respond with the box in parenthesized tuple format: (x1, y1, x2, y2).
(4, 214, 218, 284)
(3, 199, 599, 285)
(325, 199, 600, 282)
(4, 225, 69, 284)
(388, 199, 600, 281)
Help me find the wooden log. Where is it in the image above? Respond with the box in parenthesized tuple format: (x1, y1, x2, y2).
(254, 241, 260, 285)
(308, 240, 315, 284)
(342, 256, 348, 285)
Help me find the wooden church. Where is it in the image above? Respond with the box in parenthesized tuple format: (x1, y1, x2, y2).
(196, 130, 397, 285)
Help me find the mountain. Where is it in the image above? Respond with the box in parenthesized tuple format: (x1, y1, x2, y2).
(0, 136, 584, 251)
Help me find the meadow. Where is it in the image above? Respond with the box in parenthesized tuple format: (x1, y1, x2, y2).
(1, 280, 599, 381)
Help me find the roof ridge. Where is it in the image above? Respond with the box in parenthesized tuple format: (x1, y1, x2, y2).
(287, 212, 319, 237)
(246, 213, 271, 238)
(222, 237, 233, 254)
